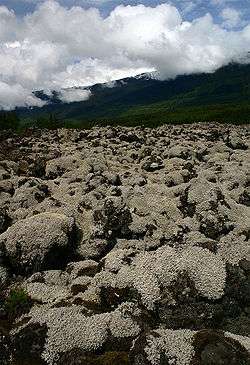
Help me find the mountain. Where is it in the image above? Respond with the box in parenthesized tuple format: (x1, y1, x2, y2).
(18, 62, 250, 127)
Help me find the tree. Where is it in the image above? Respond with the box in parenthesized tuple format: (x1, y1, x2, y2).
(0, 111, 20, 130)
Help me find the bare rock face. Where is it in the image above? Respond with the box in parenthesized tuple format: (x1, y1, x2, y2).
(0, 124, 249, 365)
(0, 212, 75, 273)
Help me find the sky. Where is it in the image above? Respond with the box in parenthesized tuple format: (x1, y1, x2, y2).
(0, 0, 250, 109)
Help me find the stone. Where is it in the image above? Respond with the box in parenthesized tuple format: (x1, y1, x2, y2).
(93, 197, 132, 239)
(141, 156, 164, 172)
(0, 212, 75, 273)
(67, 260, 99, 278)
(77, 239, 108, 260)
(70, 276, 91, 294)
(25, 282, 70, 304)
(0, 124, 249, 365)
(103, 172, 121, 186)
(228, 132, 248, 150)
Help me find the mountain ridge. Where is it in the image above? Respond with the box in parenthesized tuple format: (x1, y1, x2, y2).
(18, 62, 250, 126)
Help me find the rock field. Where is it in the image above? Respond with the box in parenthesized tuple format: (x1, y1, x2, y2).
(0, 123, 249, 365)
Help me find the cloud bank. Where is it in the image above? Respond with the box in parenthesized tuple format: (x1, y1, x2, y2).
(0, 0, 250, 109)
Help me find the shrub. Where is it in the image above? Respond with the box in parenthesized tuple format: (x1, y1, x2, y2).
(4, 288, 31, 320)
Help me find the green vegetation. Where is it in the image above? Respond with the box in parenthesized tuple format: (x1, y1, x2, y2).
(1, 102, 250, 132)
(0, 63, 250, 130)
(31, 101, 250, 128)
(36, 113, 64, 129)
(114, 101, 250, 126)
(4, 288, 31, 320)
(0, 111, 20, 130)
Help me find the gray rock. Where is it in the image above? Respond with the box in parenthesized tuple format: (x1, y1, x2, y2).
(70, 276, 91, 294)
(1, 124, 250, 365)
(141, 156, 164, 172)
(93, 197, 132, 238)
(67, 260, 99, 278)
(132, 176, 147, 187)
(103, 172, 121, 186)
(229, 132, 248, 150)
(0, 212, 75, 273)
(77, 239, 108, 260)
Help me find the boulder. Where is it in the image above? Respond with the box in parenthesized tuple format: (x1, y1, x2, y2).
(141, 156, 164, 172)
(0, 212, 75, 273)
(228, 132, 248, 150)
(67, 260, 99, 278)
(25, 282, 70, 304)
(93, 197, 132, 239)
(77, 239, 108, 260)
(70, 276, 91, 295)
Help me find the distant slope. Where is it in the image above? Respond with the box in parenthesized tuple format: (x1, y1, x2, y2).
(18, 62, 250, 126)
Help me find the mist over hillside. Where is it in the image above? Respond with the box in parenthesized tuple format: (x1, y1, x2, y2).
(15, 62, 250, 127)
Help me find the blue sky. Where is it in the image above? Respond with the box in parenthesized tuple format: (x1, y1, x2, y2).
(1, 0, 250, 25)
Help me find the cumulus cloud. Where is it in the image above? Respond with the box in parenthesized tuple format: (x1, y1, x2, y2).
(0, 81, 46, 110)
(0, 0, 250, 109)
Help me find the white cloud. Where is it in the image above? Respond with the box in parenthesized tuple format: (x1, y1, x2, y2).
(0, 6, 17, 42)
(221, 7, 241, 28)
(59, 88, 91, 102)
(0, 81, 45, 110)
(53, 58, 151, 88)
(182, 2, 196, 15)
(0, 0, 249, 109)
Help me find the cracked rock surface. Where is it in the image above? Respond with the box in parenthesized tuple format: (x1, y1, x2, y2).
(0, 123, 249, 365)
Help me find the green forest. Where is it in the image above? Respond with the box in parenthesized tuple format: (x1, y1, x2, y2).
(1, 62, 250, 130)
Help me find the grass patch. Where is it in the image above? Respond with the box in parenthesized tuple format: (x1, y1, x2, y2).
(4, 288, 31, 320)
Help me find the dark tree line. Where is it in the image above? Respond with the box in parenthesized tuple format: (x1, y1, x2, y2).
(0, 112, 64, 131)
(35, 113, 62, 129)
(0, 111, 20, 130)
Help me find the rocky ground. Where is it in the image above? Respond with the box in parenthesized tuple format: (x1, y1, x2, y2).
(0, 123, 249, 365)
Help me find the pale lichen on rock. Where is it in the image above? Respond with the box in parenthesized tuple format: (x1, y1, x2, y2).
(0, 124, 249, 364)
